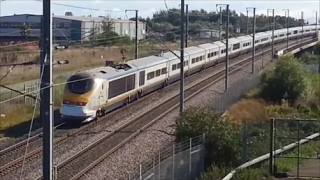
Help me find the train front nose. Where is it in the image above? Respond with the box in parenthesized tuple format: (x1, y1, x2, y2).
(60, 105, 96, 122)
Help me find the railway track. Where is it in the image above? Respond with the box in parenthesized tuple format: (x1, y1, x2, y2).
(0, 122, 65, 163)
(34, 38, 317, 180)
(0, 37, 315, 179)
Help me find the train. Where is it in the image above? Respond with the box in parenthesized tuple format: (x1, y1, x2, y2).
(60, 25, 318, 123)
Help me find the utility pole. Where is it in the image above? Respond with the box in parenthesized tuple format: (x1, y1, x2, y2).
(41, 0, 54, 179)
(302, 11, 304, 44)
(185, 4, 189, 47)
(180, 0, 185, 114)
(219, 6, 222, 40)
(283, 9, 289, 50)
(315, 11, 318, 35)
(217, 4, 229, 92)
(246, 9, 249, 35)
(268, 9, 275, 61)
(125, 10, 139, 59)
(247, 7, 256, 74)
(92, 21, 95, 47)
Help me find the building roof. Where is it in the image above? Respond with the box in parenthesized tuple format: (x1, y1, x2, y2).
(0, 14, 144, 23)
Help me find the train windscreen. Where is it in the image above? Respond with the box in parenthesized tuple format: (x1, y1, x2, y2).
(67, 73, 94, 94)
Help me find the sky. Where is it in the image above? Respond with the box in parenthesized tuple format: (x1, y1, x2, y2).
(0, 0, 320, 23)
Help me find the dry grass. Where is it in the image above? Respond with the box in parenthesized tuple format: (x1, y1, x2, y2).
(0, 40, 211, 85)
(226, 98, 269, 124)
(0, 104, 38, 133)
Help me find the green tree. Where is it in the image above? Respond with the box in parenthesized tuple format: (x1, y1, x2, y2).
(175, 106, 242, 168)
(260, 55, 312, 104)
(94, 15, 120, 46)
(165, 32, 176, 42)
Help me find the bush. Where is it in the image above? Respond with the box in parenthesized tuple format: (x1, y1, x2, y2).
(260, 55, 312, 104)
(175, 106, 242, 167)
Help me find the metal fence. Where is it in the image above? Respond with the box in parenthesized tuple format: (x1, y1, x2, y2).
(0, 82, 38, 113)
(271, 118, 320, 179)
(130, 135, 206, 180)
(207, 71, 262, 114)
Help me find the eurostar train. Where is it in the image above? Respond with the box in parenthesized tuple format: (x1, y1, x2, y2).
(60, 25, 318, 122)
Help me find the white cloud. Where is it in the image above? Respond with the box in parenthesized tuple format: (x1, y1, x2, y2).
(0, 0, 319, 23)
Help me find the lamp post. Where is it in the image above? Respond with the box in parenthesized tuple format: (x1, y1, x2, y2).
(283, 9, 289, 50)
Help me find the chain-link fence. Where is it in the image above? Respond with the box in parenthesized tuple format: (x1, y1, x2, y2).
(129, 135, 205, 180)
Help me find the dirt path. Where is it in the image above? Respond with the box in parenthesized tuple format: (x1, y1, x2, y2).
(277, 158, 320, 179)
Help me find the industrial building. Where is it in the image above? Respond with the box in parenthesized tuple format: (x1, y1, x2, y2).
(0, 14, 146, 43)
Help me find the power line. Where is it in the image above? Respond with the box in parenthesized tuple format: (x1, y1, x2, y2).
(33, 0, 121, 12)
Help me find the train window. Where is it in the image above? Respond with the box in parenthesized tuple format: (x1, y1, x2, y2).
(200, 56, 203, 61)
(221, 49, 225, 54)
(161, 68, 167, 74)
(67, 73, 94, 94)
(172, 64, 177, 71)
(233, 43, 240, 50)
(147, 72, 155, 80)
(156, 70, 161, 77)
(192, 58, 195, 64)
(177, 63, 180, 68)
(207, 53, 210, 58)
(196, 57, 200, 62)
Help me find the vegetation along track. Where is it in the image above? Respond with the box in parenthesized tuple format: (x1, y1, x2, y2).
(34, 38, 315, 180)
(0, 38, 314, 179)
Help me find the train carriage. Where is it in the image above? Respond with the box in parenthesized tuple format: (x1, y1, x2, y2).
(198, 43, 220, 67)
(60, 25, 320, 123)
(235, 35, 252, 54)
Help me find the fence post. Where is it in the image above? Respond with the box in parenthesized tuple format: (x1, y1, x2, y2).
(24, 84, 26, 104)
(189, 138, 192, 176)
(140, 164, 142, 180)
(153, 156, 155, 180)
(269, 118, 275, 174)
(158, 150, 161, 180)
(172, 144, 175, 180)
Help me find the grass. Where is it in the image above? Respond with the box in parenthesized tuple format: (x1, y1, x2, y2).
(274, 142, 320, 173)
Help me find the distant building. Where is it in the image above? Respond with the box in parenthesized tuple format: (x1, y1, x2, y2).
(0, 14, 146, 43)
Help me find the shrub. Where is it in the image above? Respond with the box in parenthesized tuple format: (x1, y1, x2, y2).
(175, 106, 242, 167)
(260, 55, 312, 104)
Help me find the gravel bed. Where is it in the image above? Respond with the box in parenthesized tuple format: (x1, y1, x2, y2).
(79, 55, 273, 180)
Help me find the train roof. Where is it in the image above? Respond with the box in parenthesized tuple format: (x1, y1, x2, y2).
(255, 32, 270, 38)
(198, 43, 220, 50)
(185, 46, 206, 55)
(222, 38, 241, 44)
(161, 50, 181, 61)
(235, 35, 252, 41)
(76, 65, 138, 80)
(127, 55, 168, 69)
(213, 41, 231, 47)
